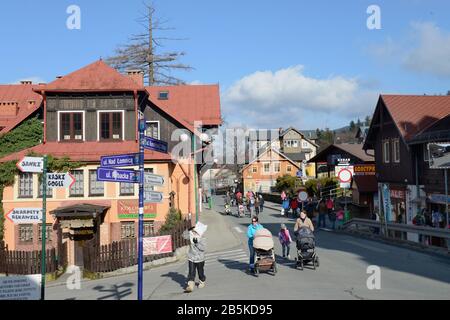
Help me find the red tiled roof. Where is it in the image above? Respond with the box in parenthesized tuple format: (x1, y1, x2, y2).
(381, 95, 450, 141)
(146, 85, 222, 127)
(37, 60, 145, 93)
(0, 84, 43, 134)
(0, 141, 172, 163)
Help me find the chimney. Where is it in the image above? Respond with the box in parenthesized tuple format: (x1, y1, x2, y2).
(20, 80, 32, 85)
(126, 70, 144, 86)
(0, 102, 19, 116)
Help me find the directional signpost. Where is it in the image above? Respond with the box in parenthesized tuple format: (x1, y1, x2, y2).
(6, 208, 43, 224)
(144, 191, 164, 204)
(142, 136, 168, 154)
(16, 155, 47, 300)
(144, 173, 165, 186)
(47, 173, 75, 189)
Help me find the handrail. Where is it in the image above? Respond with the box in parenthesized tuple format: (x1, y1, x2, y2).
(343, 218, 450, 239)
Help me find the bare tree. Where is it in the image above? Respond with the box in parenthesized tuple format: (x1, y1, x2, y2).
(106, 2, 193, 85)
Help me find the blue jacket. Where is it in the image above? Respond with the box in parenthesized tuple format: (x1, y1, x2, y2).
(247, 223, 264, 245)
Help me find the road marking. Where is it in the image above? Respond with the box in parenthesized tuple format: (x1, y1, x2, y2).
(205, 249, 244, 258)
(234, 226, 244, 233)
(342, 239, 387, 253)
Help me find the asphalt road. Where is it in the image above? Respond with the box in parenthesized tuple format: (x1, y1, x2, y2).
(46, 196, 450, 300)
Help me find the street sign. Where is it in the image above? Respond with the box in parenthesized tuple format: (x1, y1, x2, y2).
(142, 136, 168, 154)
(16, 157, 44, 173)
(296, 170, 303, 178)
(338, 169, 352, 183)
(47, 173, 75, 189)
(6, 208, 43, 224)
(0, 275, 41, 300)
(96, 167, 139, 183)
(298, 191, 308, 202)
(144, 173, 165, 186)
(144, 191, 164, 203)
(100, 153, 140, 168)
(143, 235, 173, 255)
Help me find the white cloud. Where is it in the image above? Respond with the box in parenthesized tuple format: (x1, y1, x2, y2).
(13, 76, 46, 84)
(221, 66, 378, 129)
(403, 22, 450, 77)
(370, 22, 450, 77)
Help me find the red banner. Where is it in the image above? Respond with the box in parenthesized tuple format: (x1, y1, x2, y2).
(143, 235, 173, 255)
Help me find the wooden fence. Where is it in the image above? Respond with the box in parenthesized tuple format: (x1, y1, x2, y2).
(84, 219, 191, 273)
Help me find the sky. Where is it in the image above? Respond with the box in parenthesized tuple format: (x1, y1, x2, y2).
(1, 0, 450, 130)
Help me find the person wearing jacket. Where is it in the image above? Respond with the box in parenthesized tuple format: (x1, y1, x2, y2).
(258, 194, 265, 213)
(247, 216, 264, 272)
(278, 224, 293, 259)
(294, 211, 315, 236)
(182, 225, 207, 292)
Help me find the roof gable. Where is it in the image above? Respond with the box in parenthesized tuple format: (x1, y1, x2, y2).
(242, 146, 301, 172)
(38, 60, 144, 92)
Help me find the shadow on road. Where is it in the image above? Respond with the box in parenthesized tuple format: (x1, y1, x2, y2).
(92, 282, 134, 300)
(160, 271, 187, 289)
(217, 258, 256, 276)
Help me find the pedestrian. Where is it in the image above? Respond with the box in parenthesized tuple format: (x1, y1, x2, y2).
(305, 198, 314, 219)
(182, 222, 207, 292)
(328, 209, 337, 230)
(432, 210, 443, 228)
(294, 211, 315, 236)
(259, 194, 265, 213)
(278, 224, 293, 259)
(247, 216, 264, 273)
(254, 196, 260, 216)
(282, 196, 290, 217)
(290, 197, 299, 218)
(326, 197, 334, 214)
(318, 198, 328, 228)
(336, 207, 344, 229)
(281, 190, 287, 201)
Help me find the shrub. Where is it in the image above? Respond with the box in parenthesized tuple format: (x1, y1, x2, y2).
(159, 208, 182, 233)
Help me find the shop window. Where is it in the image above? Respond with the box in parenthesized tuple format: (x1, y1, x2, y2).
(70, 170, 84, 197)
(19, 224, 33, 243)
(89, 170, 104, 196)
(121, 222, 136, 239)
(38, 224, 52, 242)
(18, 173, 33, 198)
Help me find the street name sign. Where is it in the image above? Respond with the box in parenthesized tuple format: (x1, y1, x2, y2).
(142, 136, 168, 154)
(16, 157, 44, 173)
(144, 173, 165, 186)
(0, 275, 41, 300)
(100, 153, 140, 168)
(47, 173, 75, 189)
(144, 191, 164, 204)
(6, 208, 43, 224)
(97, 167, 139, 183)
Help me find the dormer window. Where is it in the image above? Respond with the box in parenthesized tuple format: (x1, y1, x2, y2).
(158, 91, 169, 100)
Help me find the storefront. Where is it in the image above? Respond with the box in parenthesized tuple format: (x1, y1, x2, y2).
(389, 187, 407, 223)
(427, 193, 450, 228)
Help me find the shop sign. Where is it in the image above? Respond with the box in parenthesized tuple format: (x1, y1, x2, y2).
(118, 200, 156, 219)
(354, 164, 376, 175)
(390, 189, 405, 199)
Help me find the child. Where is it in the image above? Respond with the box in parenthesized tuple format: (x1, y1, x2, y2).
(278, 224, 292, 259)
(336, 207, 345, 229)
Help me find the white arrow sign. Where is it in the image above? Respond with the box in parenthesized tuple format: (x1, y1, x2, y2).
(6, 208, 43, 224)
(47, 173, 76, 189)
(16, 157, 44, 173)
(144, 173, 165, 186)
(144, 191, 164, 204)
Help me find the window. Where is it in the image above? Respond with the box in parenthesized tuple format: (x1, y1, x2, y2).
(38, 224, 52, 242)
(121, 222, 136, 239)
(302, 141, 309, 148)
(158, 91, 169, 100)
(143, 221, 155, 237)
(19, 224, 33, 243)
(100, 112, 122, 140)
(60, 112, 83, 141)
(392, 139, 400, 163)
(38, 176, 53, 198)
(287, 166, 292, 172)
(145, 121, 160, 140)
(284, 140, 299, 148)
(89, 170, 104, 196)
(274, 162, 281, 172)
(263, 163, 270, 173)
(120, 182, 135, 196)
(252, 166, 257, 173)
(382, 140, 390, 163)
(70, 170, 84, 197)
(424, 144, 430, 162)
(18, 173, 33, 198)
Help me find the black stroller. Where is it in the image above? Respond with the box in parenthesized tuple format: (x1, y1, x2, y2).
(295, 227, 319, 270)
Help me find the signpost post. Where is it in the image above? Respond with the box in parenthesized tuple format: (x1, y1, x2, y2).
(137, 113, 145, 301)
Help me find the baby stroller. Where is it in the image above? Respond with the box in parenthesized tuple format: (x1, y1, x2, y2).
(224, 203, 232, 215)
(295, 227, 319, 270)
(236, 204, 245, 218)
(253, 228, 277, 276)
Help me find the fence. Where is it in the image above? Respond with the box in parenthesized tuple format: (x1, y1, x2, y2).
(83, 219, 191, 273)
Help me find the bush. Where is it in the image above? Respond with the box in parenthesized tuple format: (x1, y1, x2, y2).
(159, 208, 182, 233)
(304, 177, 338, 197)
(275, 175, 298, 195)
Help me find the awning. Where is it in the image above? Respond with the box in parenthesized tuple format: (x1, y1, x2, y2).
(353, 175, 378, 193)
(51, 203, 110, 219)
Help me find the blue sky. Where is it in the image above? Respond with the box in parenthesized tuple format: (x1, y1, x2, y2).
(1, 0, 450, 130)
